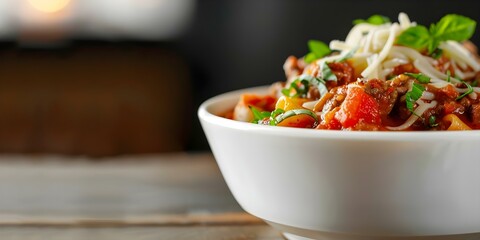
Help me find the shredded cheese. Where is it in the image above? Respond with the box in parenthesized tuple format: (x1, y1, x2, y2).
(386, 100, 437, 131)
(440, 41, 480, 71)
(361, 23, 400, 79)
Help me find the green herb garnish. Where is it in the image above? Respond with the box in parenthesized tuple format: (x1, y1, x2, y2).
(404, 73, 431, 83)
(430, 48, 443, 59)
(321, 62, 337, 82)
(353, 15, 390, 25)
(249, 106, 290, 126)
(446, 70, 452, 82)
(268, 109, 285, 126)
(429, 115, 439, 127)
(397, 14, 476, 55)
(472, 80, 478, 87)
(304, 40, 331, 64)
(282, 79, 310, 98)
(288, 74, 330, 97)
(456, 79, 474, 100)
(405, 83, 426, 113)
(275, 109, 318, 124)
(249, 106, 271, 124)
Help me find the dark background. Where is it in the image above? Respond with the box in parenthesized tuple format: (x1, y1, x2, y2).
(1, 0, 479, 156)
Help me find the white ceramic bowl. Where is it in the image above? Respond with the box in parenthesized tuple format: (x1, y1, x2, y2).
(198, 86, 480, 240)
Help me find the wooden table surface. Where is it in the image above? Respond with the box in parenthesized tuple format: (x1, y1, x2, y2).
(0, 153, 284, 240)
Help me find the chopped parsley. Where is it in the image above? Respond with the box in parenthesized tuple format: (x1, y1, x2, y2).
(405, 83, 426, 113)
(404, 73, 431, 83)
(456, 79, 474, 100)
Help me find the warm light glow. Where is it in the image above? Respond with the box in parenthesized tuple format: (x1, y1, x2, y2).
(28, 0, 71, 13)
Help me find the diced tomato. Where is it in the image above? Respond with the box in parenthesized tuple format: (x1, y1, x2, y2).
(241, 94, 276, 112)
(233, 94, 276, 122)
(443, 101, 465, 115)
(322, 117, 342, 130)
(334, 87, 381, 128)
(318, 107, 342, 130)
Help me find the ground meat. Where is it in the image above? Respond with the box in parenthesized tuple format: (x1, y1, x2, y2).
(364, 79, 398, 118)
(391, 63, 418, 76)
(316, 86, 347, 113)
(388, 74, 410, 95)
(428, 84, 459, 101)
(283, 56, 304, 83)
(307, 86, 321, 100)
(470, 103, 480, 126)
(458, 97, 472, 110)
(324, 62, 355, 89)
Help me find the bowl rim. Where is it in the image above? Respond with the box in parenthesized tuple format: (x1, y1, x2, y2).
(198, 86, 480, 142)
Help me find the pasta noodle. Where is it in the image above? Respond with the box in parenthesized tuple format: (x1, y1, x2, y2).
(443, 114, 472, 130)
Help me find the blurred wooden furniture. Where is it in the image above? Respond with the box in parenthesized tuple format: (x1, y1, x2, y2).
(0, 153, 283, 239)
(0, 43, 191, 156)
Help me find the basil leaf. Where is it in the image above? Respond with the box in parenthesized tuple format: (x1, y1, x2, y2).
(308, 40, 331, 58)
(295, 74, 329, 97)
(275, 109, 318, 124)
(317, 81, 329, 97)
(396, 25, 431, 51)
(405, 83, 426, 112)
(282, 79, 310, 98)
(433, 14, 476, 41)
(430, 47, 443, 59)
(269, 109, 285, 126)
(404, 73, 431, 83)
(304, 52, 317, 64)
(456, 79, 474, 100)
(397, 14, 477, 54)
(249, 106, 271, 124)
(353, 15, 390, 25)
(305, 40, 331, 64)
(321, 62, 337, 82)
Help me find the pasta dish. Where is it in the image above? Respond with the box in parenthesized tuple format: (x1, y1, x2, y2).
(231, 13, 480, 130)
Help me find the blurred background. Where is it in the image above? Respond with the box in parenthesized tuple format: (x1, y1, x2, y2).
(0, 0, 479, 157)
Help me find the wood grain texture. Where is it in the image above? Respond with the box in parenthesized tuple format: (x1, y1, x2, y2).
(0, 153, 241, 219)
(0, 213, 263, 227)
(0, 153, 284, 239)
(0, 226, 284, 240)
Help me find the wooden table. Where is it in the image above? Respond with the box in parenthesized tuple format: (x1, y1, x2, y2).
(0, 153, 284, 239)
